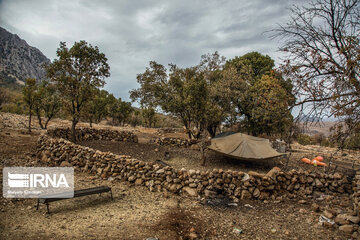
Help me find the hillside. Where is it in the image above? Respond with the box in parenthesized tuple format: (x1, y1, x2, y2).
(0, 27, 50, 88)
(302, 121, 338, 137)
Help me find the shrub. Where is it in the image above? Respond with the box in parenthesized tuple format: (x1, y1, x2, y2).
(320, 138, 335, 147)
(296, 134, 315, 145)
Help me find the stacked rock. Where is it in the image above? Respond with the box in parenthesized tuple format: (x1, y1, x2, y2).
(37, 133, 352, 201)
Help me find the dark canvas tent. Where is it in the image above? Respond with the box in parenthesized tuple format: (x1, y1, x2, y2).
(208, 133, 283, 160)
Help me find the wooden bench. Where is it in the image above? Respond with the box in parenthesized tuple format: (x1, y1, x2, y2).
(36, 186, 113, 214)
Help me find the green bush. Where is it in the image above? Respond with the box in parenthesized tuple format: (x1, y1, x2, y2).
(320, 138, 335, 147)
(296, 134, 315, 145)
(1, 102, 26, 114)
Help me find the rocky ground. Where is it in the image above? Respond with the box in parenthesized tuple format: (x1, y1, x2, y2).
(1, 112, 360, 239)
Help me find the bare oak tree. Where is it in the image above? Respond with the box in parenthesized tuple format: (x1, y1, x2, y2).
(273, 0, 360, 135)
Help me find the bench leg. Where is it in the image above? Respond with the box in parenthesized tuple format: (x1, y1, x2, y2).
(110, 189, 113, 200)
(46, 203, 50, 214)
(36, 200, 39, 210)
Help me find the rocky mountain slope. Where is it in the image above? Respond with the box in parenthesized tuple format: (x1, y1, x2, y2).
(0, 27, 50, 87)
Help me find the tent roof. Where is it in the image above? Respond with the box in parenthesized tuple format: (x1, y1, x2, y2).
(208, 132, 283, 160)
(213, 131, 236, 139)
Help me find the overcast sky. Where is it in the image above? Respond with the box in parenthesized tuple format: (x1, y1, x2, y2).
(0, 0, 309, 101)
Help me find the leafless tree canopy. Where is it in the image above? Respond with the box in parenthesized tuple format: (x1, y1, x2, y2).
(273, 0, 360, 128)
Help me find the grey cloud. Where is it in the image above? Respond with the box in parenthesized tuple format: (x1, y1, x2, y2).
(0, 0, 309, 100)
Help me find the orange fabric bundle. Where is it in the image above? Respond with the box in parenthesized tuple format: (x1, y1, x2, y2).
(311, 159, 327, 167)
(301, 157, 327, 167)
(301, 158, 311, 164)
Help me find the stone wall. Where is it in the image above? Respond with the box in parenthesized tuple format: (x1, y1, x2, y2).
(37, 133, 352, 201)
(312, 170, 360, 234)
(151, 136, 197, 148)
(353, 171, 360, 216)
(47, 127, 138, 142)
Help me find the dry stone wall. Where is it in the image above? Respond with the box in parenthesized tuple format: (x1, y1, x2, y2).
(37, 132, 352, 201)
(47, 127, 138, 142)
(151, 137, 197, 148)
(353, 171, 360, 216)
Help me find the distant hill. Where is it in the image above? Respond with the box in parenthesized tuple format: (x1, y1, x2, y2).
(0, 27, 50, 89)
(300, 121, 338, 137)
(297, 113, 337, 123)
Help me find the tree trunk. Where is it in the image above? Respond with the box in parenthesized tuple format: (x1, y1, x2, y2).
(28, 106, 32, 132)
(44, 112, 55, 129)
(187, 129, 192, 139)
(43, 106, 56, 129)
(200, 145, 206, 166)
(36, 107, 45, 129)
(44, 118, 51, 129)
(195, 131, 201, 139)
(71, 119, 78, 142)
(207, 125, 217, 138)
(199, 134, 207, 166)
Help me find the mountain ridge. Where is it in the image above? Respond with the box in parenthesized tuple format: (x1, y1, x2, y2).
(0, 26, 50, 88)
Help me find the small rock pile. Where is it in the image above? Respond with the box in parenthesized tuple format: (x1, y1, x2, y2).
(316, 203, 360, 235)
(151, 137, 196, 147)
(37, 132, 352, 201)
(335, 214, 359, 234)
(47, 127, 138, 142)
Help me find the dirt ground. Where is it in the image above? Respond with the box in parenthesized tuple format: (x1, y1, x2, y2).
(0, 113, 359, 239)
(79, 140, 282, 174)
(78, 139, 358, 177)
